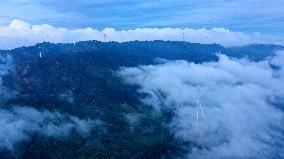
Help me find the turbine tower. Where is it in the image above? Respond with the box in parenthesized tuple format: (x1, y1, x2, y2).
(195, 95, 206, 130)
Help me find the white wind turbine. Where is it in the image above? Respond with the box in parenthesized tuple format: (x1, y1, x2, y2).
(195, 93, 206, 130)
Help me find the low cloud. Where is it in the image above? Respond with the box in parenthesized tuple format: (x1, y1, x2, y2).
(0, 19, 284, 50)
(0, 106, 99, 151)
(58, 91, 75, 104)
(0, 55, 13, 103)
(119, 52, 284, 158)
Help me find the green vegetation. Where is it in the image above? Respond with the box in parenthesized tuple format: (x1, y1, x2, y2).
(0, 41, 281, 158)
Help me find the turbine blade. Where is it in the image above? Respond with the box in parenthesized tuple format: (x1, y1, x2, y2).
(199, 103, 206, 120)
(196, 106, 199, 129)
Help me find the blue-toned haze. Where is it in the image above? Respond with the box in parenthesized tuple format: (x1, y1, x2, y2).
(0, 1, 284, 158)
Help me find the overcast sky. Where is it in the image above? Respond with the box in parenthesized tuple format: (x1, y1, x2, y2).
(0, 0, 284, 49)
(0, 0, 284, 35)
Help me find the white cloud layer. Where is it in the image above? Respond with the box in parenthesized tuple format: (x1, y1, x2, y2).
(0, 19, 284, 50)
(119, 51, 284, 159)
(0, 106, 99, 150)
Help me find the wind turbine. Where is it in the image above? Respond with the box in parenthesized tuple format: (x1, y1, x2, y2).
(195, 93, 206, 130)
(104, 33, 107, 42)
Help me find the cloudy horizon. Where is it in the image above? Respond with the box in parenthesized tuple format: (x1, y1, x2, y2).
(0, 19, 284, 50)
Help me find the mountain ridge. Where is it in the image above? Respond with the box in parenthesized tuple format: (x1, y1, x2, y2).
(1, 41, 283, 66)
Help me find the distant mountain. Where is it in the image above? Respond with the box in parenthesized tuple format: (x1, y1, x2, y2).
(2, 41, 282, 67)
(227, 44, 284, 60)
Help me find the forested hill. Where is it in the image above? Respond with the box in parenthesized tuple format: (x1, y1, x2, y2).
(2, 41, 283, 67)
(0, 41, 283, 159)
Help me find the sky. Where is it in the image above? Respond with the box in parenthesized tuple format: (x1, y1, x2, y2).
(0, 0, 284, 49)
(0, 0, 284, 34)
